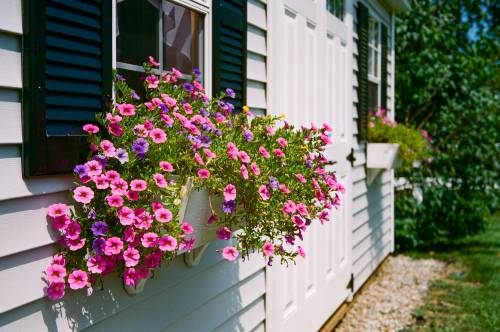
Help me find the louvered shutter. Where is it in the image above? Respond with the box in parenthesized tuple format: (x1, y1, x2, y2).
(22, 0, 112, 176)
(212, 0, 247, 110)
(380, 24, 388, 110)
(356, 2, 369, 141)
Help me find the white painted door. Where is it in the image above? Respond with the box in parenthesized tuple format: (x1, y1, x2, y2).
(266, 0, 353, 331)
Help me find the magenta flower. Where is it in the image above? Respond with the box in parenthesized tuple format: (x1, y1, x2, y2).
(297, 246, 306, 258)
(47, 203, 68, 218)
(87, 255, 105, 274)
(116, 103, 136, 116)
(109, 123, 123, 137)
(295, 174, 306, 183)
(216, 226, 232, 240)
(181, 223, 194, 235)
(150, 128, 167, 143)
(155, 207, 173, 223)
(110, 178, 128, 195)
(106, 113, 122, 123)
(258, 146, 270, 158)
(105, 170, 120, 181)
(104, 237, 124, 256)
(100, 139, 116, 157)
(83, 124, 99, 134)
(262, 242, 275, 257)
(240, 164, 249, 179)
(148, 56, 160, 67)
(203, 148, 216, 159)
(296, 203, 309, 216)
(223, 184, 236, 202)
(145, 75, 159, 89)
(227, 142, 238, 160)
(130, 179, 148, 192)
(73, 186, 94, 204)
(153, 173, 168, 188)
(47, 282, 65, 300)
(66, 221, 81, 240)
(67, 238, 86, 251)
(198, 169, 210, 179)
(194, 152, 205, 165)
(46, 264, 66, 283)
(106, 195, 124, 208)
(250, 162, 260, 176)
(159, 235, 177, 252)
(68, 270, 88, 290)
(123, 247, 140, 267)
(94, 174, 109, 190)
(258, 185, 270, 200)
(238, 150, 250, 164)
(141, 232, 159, 248)
(282, 200, 297, 215)
(222, 246, 239, 261)
(277, 137, 288, 147)
(85, 160, 102, 177)
(123, 268, 137, 286)
(279, 184, 291, 194)
(207, 214, 218, 224)
(159, 161, 174, 172)
(118, 206, 135, 225)
(273, 148, 285, 158)
(322, 123, 333, 132)
(52, 215, 70, 231)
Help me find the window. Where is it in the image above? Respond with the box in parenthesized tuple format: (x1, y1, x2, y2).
(367, 15, 380, 111)
(116, 0, 205, 93)
(326, 0, 344, 20)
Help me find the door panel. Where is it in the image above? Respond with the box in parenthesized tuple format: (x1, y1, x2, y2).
(267, 0, 353, 331)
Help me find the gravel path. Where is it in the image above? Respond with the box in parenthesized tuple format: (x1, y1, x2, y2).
(335, 255, 445, 332)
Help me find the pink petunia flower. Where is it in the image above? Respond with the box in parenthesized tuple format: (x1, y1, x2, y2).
(194, 152, 205, 165)
(222, 246, 239, 261)
(148, 56, 160, 67)
(296, 203, 309, 216)
(85, 160, 102, 177)
(155, 207, 173, 223)
(87, 255, 106, 274)
(46, 264, 66, 283)
(123, 268, 137, 286)
(68, 269, 88, 290)
(258, 146, 270, 158)
(110, 178, 128, 196)
(106, 112, 122, 123)
(145, 75, 159, 89)
(116, 103, 136, 116)
(262, 242, 275, 257)
(297, 245, 306, 258)
(109, 123, 124, 137)
(282, 200, 297, 215)
(66, 221, 81, 240)
(223, 184, 236, 202)
(207, 214, 218, 224)
(52, 253, 65, 266)
(240, 165, 249, 179)
(141, 232, 159, 248)
(104, 237, 124, 256)
(295, 174, 307, 183)
(52, 215, 70, 231)
(105, 170, 120, 181)
(250, 162, 261, 176)
(100, 140, 116, 157)
(227, 142, 239, 160)
(238, 151, 250, 164)
(273, 148, 285, 158)
(126, 190, 139, 201)
(83, 124, 99, 134)
(149, 128, 167, 143)
(320, 134, 332, 145)
(73, 186, 94, 204)
(67, 238, 86, 251)
(47, 203, 68, 218)
(181, 223, 194, 235)
(258, 185, 270, 200)
(94, 174, 109, 190)
(47, 282, 65, 300)
(159, 235, 177, 251)
(203, 148, 216, 159)
(130, 179, 148, 192)
(279, 184, 291, 194)
(123, 247, 140, 267)
(198, 169, 210, 179)
(106, 195, 124, 208)
(277, 137, 288, 147)
(118, 206, 135, 225)
(161, 93, 177, 108)
(153, 173, 168, 188)
(159, 161, 174, 172)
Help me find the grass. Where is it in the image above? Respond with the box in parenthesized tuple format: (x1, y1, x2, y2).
(405, 212, 500, 332)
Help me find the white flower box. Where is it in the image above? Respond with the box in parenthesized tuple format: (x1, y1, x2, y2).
(366, 143, 400, 169)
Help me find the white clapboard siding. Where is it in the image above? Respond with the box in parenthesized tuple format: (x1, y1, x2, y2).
(0, 2, 270, 331)
(0, 0, 22, 35)
(0, 49, 22, 89)
(0, 146, 74, 202)
(0, 101, 22, 144)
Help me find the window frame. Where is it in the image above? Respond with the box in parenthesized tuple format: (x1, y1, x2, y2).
(112, 0, 212, 95)
(367, 12, 381, 110)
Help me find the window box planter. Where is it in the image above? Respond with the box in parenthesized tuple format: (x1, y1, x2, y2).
(366, 143, 400, 185)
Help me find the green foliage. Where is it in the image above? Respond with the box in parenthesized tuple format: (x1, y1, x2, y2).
(367, 110, 431, 174)
(405, 213, 500, 331)
(394, 0, 499, 248)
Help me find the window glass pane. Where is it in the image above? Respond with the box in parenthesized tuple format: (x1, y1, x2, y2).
(368, 48, 374, 76)
(374, 50, 378, 77)
(117, 0, 159, 66)
(326, 0, 344, 20)
(162, 1, 204, 75)
(368, 81, 379, 111)
(117, 69, 147, 99)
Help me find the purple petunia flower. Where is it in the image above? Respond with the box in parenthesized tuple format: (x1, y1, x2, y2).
(87, 209, 96, 220)
(92, 237, 105, 255)
(115, 148, 129, 164)
(215, 129, 222, 136)
(129, 90, 140, 100)
(306, 160, 313, 168)
(115, 73, 125, 81)
(132, 138, 149, 158)
(73, 164, 88, 176)
(226, 88, 236, 98)
(199, 108, 208, 117)
(222, 200, 236, 214)
(92, 155, 108, 168)
(227, 103, 235, 114)
(182, 82, 194, 92)
(243, 129, 253, 141)
(199, 135, 212, 148)
(91, 221, 108, 236)
(269, 177, 279, 190)
(193, 68, 201, 78)
(159, 104, 168, 113)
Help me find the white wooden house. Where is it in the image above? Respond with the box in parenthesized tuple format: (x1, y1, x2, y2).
(0, 0, 409, 331)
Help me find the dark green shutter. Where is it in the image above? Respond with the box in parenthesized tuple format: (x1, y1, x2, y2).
(356, 2, 369, 142)
(212, 0, 247, 109)
(22, 0, 112, 176)
(381, 24, 388, 110)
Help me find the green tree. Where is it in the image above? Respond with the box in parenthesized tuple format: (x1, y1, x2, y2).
(394, 0, 499, 249)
